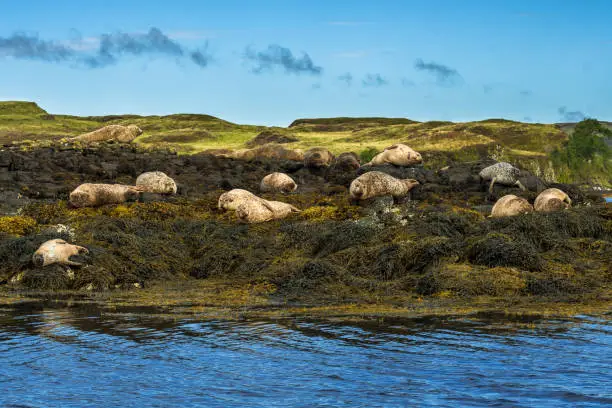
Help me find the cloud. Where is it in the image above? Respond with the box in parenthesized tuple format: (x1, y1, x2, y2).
(414, 58, 461, 85)
(520, 90, 532, 97)
(558, 106, 587, 122)
(0, 27, 212, 69)
(243, 44, 322, 75)
(483, 85, 493, 94)
(523, 116, 533, 122)
(337, 72, 353, 86)
(362, 73, 388, 87)
(0, 32, 75, 62)
(311, 83, 322, 90)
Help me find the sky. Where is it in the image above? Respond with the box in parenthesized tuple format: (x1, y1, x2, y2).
(0, 0, 611, 126)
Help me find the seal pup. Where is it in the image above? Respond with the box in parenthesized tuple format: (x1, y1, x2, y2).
(32, 239, 89, 267)
(260, 173, 298, 194)
(69, 183, 145, 208)
(367, 144, 422, 166)
(534, 188, 572, 213)
(235, 200, 300, 224)
(349, 171, 420, 200)
(71, 124, 143, 143)
(136, 171, 178, 195)
(490, 195, 534, 218)
(479, 162, 526, 194)
(304, 147, 335, 169)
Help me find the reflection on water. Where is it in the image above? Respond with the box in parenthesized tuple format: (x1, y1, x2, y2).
(1, 301, 611, 407)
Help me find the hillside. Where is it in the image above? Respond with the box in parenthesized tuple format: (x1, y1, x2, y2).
(1, 100, 610, 185)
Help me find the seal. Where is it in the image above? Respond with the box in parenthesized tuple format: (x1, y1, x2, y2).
(231, 144, 304, 162)
(334, 152, 361, 171)
(367, 144, 422, 166)
(69, 183, 145, 208)
(349, 171, 420, 200)
(260, 172, 298, 194)
(218, 189, 265, 211)
(136, 171, 178, 195)
(534, 188, 572, 213)
(32, 239, 89, 267)
(71, 124, 143, 143)
(235, 200, 300, 223)
(490, 194, 534, 218)
(304, 147, 335, 169)
(479, 162, 526, 194)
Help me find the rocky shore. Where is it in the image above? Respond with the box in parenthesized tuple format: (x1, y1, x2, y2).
(0, 142, 610, 319)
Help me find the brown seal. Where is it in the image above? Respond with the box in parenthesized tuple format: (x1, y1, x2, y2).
(349, 171, 419, 200)
(136, 171, 178, 195)
(490, 194, 534, 217)
(304, 147, 335, 168)
(260, 173, 298, 194)
(71, 124, 143, 143)
(534, 188, 572, 213)
(235, 200, 300, 223)
(334, 152, 361, 171)
(232, 144, 304, 161)
(32, 239, 89, 267)
(69, 183, 145, 208)
(367, 144, 422, 166)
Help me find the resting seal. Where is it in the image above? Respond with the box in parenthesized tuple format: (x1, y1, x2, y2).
(69, 183, 145, 208)
(534, 188, 572, 213)
(490, 194, 534, 218)
(349, 171, 419, 200)
(235, 200, 300, 223)
(71, 124, 143, 143)
(479, 162, 526, 194)
(32, 239, 89, 267)
(218, 189, 264, 211)
(304, 147, 335, 169)
(367, 144, 422, 166)
(334, 152, 361, 171)
(260, 173, 297, 194)
(136, 171, 178, 195)
(232, 144, 304, 162)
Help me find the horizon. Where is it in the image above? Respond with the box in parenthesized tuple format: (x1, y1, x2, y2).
(1, 0, 611, 126)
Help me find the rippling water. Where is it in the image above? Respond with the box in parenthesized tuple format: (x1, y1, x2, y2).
(1, 302, 611, 407)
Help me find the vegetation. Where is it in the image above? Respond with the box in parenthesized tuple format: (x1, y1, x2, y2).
(550, 119, 611, 185)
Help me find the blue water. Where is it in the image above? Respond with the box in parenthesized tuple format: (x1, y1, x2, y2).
(605, 196, 611, 203)
(1, 303, 611, 408)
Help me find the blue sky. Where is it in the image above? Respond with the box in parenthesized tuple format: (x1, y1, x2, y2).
(0, 0, 611, 125)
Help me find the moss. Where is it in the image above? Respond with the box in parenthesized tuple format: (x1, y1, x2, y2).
(0, 216, 37, 236)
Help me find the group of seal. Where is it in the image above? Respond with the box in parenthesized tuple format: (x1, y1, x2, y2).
(31, 138, 574, 268)
(491, 188, 571, 218)
(68, 171, 177, 208)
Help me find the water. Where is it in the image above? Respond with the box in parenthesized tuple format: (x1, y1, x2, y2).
(1, 303, 611, 407)
(605, 196, 611, 203)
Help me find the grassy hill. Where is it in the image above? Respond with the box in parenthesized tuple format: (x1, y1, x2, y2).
(1, 100, 610, 186)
